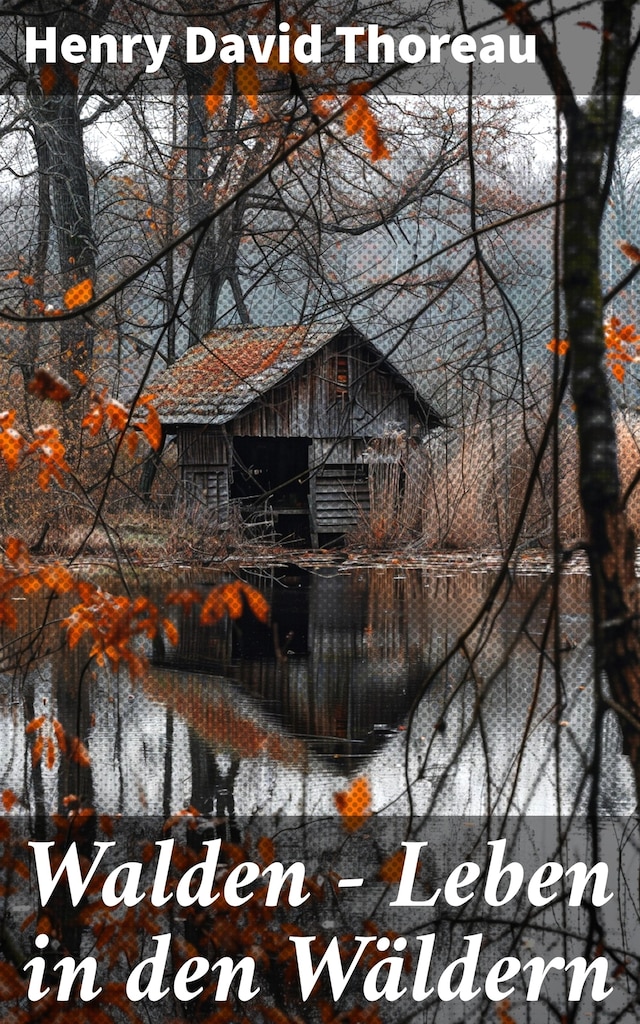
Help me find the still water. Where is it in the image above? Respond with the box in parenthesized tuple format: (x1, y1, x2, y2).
(0, 564, 635, 819)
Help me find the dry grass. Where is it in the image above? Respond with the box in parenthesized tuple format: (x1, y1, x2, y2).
(356, 429, 429, 548)
(421, 408, 587, 551)
(423, 418, 498, 550)
(0, 367, 249, 563)
(417, 408, 640, 552)
(617, 412, 640, 532)
(0, 414, 243, 564)
(331, 402, 640, 553)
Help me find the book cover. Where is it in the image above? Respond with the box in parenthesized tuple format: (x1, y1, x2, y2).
(0, 2, 638, 1021)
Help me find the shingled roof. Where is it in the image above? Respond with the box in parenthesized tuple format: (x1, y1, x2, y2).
(151, 322, 441, 428)
(151, 323, 343, 426)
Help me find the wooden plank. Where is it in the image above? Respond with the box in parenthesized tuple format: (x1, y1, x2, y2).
(314, 465, 369, 529)
(308, 470, 319, 548)
(178, 428, 227, 465)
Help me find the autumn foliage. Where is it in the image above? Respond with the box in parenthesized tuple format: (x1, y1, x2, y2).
(82, 391, 162, 455)
(547, 316, 640, 384)
(1, 535, 269, 676)
(603, 317, 640, 383)
(312, 89, 390, 162)
(0, 374, 163, 498)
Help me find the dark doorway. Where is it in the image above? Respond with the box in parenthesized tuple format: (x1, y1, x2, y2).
(231, 437, 311, 544)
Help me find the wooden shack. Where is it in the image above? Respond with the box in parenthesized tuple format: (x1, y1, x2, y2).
(151, 323, 440, 545)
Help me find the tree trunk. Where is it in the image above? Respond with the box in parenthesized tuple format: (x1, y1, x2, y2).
(37, 90, 96, 375)
(185, 84, 257, 342)
(563, 91, 640, 798)
(492, 0, 640, 803)
(27, 6, 106, 376)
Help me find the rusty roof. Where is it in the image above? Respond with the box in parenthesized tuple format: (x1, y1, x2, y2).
(151, 323, 347, 425)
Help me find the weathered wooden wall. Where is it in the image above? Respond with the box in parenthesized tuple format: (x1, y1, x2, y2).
(178, 428, 228, 466)
(230, 335, 423, 439)
(177, 430, 230, 517)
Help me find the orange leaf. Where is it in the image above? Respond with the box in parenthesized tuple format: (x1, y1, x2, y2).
(1, 789, 17, 811)
(334, 776, 372, 832)
(503, 2, 528, 24)
(52, 718, 68, 754)
(63, 277, 93, 309)
(30, 426, 70, 490)
(99, 814, 115, 838)
(5, 536, 29, 567)
(26, 715, 46, 735)
(547, 337, 570, 356)
(222, 581, 244, 619)
(105, 399, 128, 433)
(17, 572, 42, 596)
(236, 62, 261, 109)
(28, 368, 72, 402)
(618, 240, 640, 263)
(200, 586, 228, 625)
(32, 735, 44, 766)
(69, 737, 91, 767)
(82, 403, 104, 435)
(312, 93, 336, 118)
(126, 429, 139, 457)
(603, 316, 640, 383)
(40, 65, 57, 94)
(0, 419, 26, 471)
(46, 736, 56, 770)
(165, 588, 201, 612)
(0, 599, 17, 630)
(205, 64, 229, 117)
(39, 564, 75, 595)
(163, 618, 179, 646)
(135, 399, 162, 450)
(344, 90, 390, 161)
(379, 849, 406, 884)
(497, 999, 517, 1024)
(240, 582, 270, 623)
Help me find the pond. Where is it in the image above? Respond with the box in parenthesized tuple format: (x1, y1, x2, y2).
(0, 561, 634, 820)
(1, 561, 638, 1024)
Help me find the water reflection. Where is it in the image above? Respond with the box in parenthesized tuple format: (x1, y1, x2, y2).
(159, 567, 433, 765)
(0, 565, 636, 819)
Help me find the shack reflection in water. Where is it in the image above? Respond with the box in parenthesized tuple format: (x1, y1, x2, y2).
(157, 568, 430, 765)
(0, 566, 636, 818)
